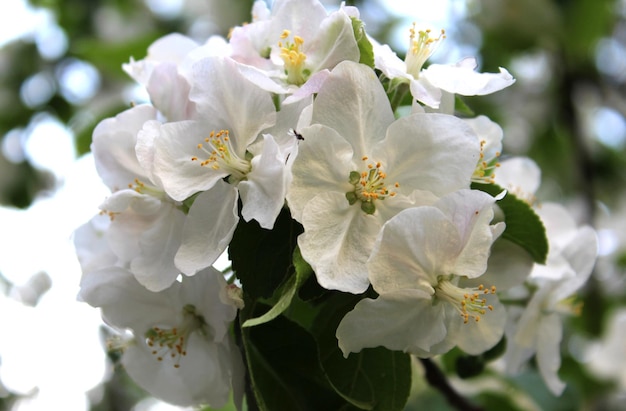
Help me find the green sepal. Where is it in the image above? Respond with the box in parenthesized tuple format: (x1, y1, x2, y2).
(346, 191, 358, 205)
(471, 183, 548, 264)
(349, 171, 361, 185)
(361, 200, 376, 214)
(351, 17, 375, 68)
(242, 247, 313, 327)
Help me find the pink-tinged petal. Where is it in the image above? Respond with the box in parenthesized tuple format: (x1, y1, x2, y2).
(299, 191, 381, 293)
(336, 290, 446, 356)
(311, 61, 395, 156)
(239, 135, 287, 229)
(175, 183, 239, 276)
(92, 105, 158, 191)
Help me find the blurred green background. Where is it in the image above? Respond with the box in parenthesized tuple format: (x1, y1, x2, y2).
(1, 0, 625, 410)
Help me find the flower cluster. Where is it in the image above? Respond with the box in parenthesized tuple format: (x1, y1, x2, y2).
(74, 0, 598, 408)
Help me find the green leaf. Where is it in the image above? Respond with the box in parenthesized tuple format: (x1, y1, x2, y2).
(311, 293, 412, 410)
(351, 17, 375, 68)
(239, 304, 351, 411)
(242, 247, 313, 327)
(471, 183, 548, 264)
(229, 207, 303, 300)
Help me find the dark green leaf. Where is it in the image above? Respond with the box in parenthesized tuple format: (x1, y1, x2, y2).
(242, 247, 312, 327)
(229, 207, 303, 300)
(471, 183, 548, 264)
(455, 355, 485, 379)
(239, 303, 349, 411)
(351, 17, 375, 68)
(311, 293, 412, 411)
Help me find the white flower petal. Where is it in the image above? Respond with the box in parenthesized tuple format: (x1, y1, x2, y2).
(92, 105, 158, 191)
(536, 314, 566, 395)
(369, 206, 461, 294)
(379, 114, 479, 196)
(336, 290, 446, 356)
(307, 9, 358, 71)
(410, 78, 443, 108)
(131, 204, 186, 291)
(299, 191, 381, 293)
(239, 135, 287, 229)
(190, 57, 276, 154)
(175, 184, 239, 275)
(454, 298, 506, 355)
(146, 63, 195, 121)
(311, 61, 395, 156)
(286, 124, 354, 222)
(79, 267, 178, 330)
(421, 58, 515, 96)
(435, 189, 501, 278)
(153, 120, 228, 201)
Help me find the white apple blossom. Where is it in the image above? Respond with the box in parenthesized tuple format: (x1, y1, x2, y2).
(229, 0, 360, 103)
(287, 60, 480, 293)
(336, 189, 506, 357)
(373, 23, 515, 108)
(79, 266, 243, 408)
(92, 104, 189, 291)
(149, 56, 288, 275)
(505, 203, 598, 395)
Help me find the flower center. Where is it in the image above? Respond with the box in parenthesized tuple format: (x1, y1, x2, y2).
(472, 139, 501, 184)
(145, 304, 207, 368)
(345, 156, 398, 215)
(435, 280, 496, 324)
(278, 29, 309, 86)
(405, 23, 446, 78)
(191, 129, 251, 184)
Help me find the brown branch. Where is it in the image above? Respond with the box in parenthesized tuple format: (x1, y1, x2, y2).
(419, 358, 484, 411)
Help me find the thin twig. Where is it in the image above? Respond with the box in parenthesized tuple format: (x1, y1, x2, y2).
(419, 358, 484, 411)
